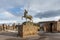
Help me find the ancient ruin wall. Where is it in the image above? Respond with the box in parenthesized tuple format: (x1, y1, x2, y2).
(18, 22, 39, 37)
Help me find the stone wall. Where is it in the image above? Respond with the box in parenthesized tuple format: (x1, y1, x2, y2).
(42, 21, 57, 32)
(57, 21, 60, 32)
(18, 22, 39, 37)
(0, 24, 17, 31)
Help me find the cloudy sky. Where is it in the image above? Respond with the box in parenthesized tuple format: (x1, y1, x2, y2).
(0, 0, 60, 23)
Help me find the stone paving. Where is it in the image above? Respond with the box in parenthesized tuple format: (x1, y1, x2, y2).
(0, 31, 60, 40)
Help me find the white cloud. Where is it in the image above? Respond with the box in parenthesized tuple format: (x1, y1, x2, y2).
(1, 11, 15, 17)
(33, 18, 40, 23)
(0, 0, 25, 9)
(0, 0, 60, 23)
(24, 0, 60, 13)
(39, 16, 60, 22)
(0, 0, 60, 16)
(0, 20, 17, 24)
(0, 0, 60, 14)
(33, 16, 60, 23)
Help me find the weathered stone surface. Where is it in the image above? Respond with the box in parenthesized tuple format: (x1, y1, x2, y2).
(57, 21, 60, 32)
(39, 20, 60, 32)
(18, 22, 39, 37)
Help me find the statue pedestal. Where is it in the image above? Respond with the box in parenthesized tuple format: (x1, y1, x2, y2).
(18, 22, 39, 38)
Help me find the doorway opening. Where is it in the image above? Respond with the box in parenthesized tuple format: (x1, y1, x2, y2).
(49, 23, 53, 32)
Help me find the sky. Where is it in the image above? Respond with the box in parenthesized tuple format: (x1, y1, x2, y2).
(0, 0, 60, 24)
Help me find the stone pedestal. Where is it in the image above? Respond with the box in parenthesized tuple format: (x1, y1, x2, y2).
(18, 22, 39, 37)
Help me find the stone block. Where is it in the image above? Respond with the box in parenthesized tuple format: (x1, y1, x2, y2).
(17, 22, 39, 37)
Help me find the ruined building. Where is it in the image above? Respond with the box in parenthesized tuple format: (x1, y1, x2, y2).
(39, 20, 60, 32)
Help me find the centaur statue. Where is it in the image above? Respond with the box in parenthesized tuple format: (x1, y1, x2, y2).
(22, 9, 33, 22)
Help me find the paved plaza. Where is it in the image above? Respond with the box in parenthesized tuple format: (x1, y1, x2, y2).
(0, 31, 60, 40)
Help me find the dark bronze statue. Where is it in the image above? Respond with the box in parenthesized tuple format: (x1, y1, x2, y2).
(22, 9, 33, 22)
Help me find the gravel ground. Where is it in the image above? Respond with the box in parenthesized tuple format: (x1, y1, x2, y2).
(0, 31, 60, 40)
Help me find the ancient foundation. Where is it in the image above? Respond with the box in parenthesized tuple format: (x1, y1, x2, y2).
(18, 22, 39, 37)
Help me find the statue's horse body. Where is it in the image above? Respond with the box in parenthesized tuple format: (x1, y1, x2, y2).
(22, 9, 33, 22)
